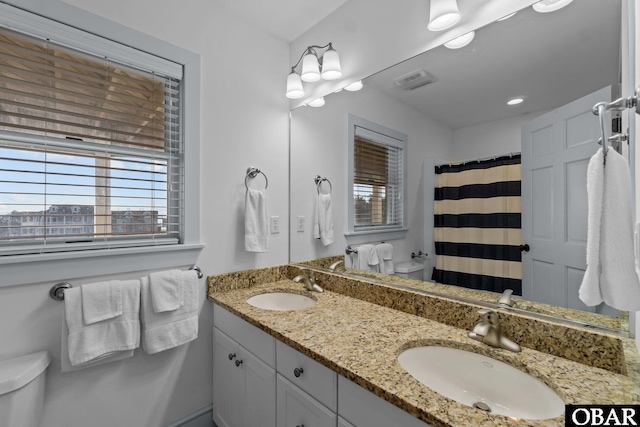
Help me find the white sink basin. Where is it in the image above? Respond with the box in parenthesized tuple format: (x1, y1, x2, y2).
(246, 292, 316, 311)
(398, 346, 564, 420)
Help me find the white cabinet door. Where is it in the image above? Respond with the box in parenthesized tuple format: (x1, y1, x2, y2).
(213, 328, 243, 427)
(242, 346, 276, 427)
(213, 328, 276, 427)
(277, 375, 336, 427)
(338, 416, 355, 427)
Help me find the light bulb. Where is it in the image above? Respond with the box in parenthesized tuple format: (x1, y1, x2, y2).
(428, 0, 461, 31)
(286, 71, 305, 99)
(321, 46, 342, 80)
(301, 51, 321, 82)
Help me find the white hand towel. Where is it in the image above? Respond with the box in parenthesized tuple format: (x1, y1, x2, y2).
(375, 243, 394, 274)
(63, 280, 140, 370)
(149, 269, 184, 313)
(353, 244, 379, 271)
(579, 148, 640, 310)
(81, 280, 122, 325)
(245, 188, 269, 252)
(141, 270, 199, 354)
(313, 193, 334, 246)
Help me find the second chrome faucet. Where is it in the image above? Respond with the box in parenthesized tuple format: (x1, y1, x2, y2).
(468, 309, 521, 352)
(293, 270, 324, 293)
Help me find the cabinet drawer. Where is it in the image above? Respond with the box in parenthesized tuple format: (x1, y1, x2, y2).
(338, 375, 430, 427)
(276, 340, 337, 411)
(277, 375, 336, 427)
(213, 303, 275, 367)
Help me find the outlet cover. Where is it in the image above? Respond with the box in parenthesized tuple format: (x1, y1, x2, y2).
(270, 216, 280, 234)
(297, 216, 305, 232)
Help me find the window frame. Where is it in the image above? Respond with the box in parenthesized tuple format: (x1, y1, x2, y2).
(346, 113, 408, 245)
(0, 1, 203, 288)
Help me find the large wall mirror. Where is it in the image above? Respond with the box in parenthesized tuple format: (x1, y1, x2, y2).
(289, 0, 632, 334)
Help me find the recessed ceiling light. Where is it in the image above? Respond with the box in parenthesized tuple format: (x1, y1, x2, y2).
(444, 31, 475, 49)
(507, 97, 525, 106)
(497, 12, 517, 21)
(344, 80, 363, 91)
(532, 0, 573, 13)
(307, 97, 326, 108)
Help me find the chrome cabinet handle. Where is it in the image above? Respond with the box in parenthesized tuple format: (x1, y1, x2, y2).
(294, 367, 304, 377)
(228, 353, 236, 360)
(235, 359, 243, 367)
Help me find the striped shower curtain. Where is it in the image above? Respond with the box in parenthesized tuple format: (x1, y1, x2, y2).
(431, 155, 522, 295)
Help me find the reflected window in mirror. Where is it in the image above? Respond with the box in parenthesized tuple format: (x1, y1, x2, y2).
(346, 114, 407, 243)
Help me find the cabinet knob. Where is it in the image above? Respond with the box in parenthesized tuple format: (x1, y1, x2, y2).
(228, 353, 236, 361)
(235, 359, 243, 367)
(294, 367, 304, 378)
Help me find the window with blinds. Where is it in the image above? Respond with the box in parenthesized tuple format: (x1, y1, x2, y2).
(0, 26, 182, 255)
(352, 125, 405, 231)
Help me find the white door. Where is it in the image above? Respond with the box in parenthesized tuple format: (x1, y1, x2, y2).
(521, 86, 617, 314)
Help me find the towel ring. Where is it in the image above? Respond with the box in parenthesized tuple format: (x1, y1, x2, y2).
(314, 175, 332, 195)
(245, 167, 268, 190)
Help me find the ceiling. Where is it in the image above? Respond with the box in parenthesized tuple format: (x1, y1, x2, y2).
(364, 0, 622, 129)
(212, 0, 350, 42)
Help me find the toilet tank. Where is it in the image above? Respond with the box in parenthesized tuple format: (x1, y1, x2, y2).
(0, 351, 50, 427)
(394, 261, 424, 281)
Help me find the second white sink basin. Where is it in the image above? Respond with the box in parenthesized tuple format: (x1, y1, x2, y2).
(246, 292, 316, 311)
(398, 346, 564, 420)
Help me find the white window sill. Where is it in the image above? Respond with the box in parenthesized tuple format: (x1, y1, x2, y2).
(344, 228, 408, 245)
(0, 243, 205, 288)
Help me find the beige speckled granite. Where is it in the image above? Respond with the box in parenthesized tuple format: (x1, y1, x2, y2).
(208, 276, 640, 427)
(297, 256, 627, 332)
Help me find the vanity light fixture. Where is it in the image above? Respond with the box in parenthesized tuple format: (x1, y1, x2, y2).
(286, 43, 342, 99)
(444, 31, 475, 49)
(428, 0, 462, 31)
(532, 0, 573, 13)
(343, 80, 363, 91)
(307, 97, 326, 108)
(507, 97, 525, 106)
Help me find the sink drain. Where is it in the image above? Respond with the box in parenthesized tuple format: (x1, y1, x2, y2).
(473, 402, 492, 412)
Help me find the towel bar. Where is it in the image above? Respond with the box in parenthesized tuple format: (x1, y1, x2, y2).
(49, 265, 204, 301)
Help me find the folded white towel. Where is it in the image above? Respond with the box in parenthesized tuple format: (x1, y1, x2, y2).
(375, 243, 394, 274)
(141, 270, 199, 354)
(313, 193, 334, 246)
(63, 280, 140, 369)
(81, 280, 122, 325)
(149, 269, 184, 313)
(352, 244, 379, 271)
(579, 148, 640, 310)
(245, 188, 269, 252)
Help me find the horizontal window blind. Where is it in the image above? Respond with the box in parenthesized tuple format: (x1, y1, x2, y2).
(353, 131, 404, 230)
(0, 26, 182, 254)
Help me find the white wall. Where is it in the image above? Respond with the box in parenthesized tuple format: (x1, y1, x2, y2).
(290, 85, 453, 264)
(452, 113, 542, 161)
(0, 0, 290, 426)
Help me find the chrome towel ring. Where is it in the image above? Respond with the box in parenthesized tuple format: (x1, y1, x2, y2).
(314, 175, 332, 195)
(245, 167, 268, 190)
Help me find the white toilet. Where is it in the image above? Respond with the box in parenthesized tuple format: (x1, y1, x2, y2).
(394, 261, 424, 281)
(0, 351, 50, 427)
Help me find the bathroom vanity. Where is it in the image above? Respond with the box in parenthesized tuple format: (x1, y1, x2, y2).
(208, 265, 640, 427)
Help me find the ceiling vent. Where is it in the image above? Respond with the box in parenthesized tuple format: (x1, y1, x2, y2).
(393, 69, 437, 90)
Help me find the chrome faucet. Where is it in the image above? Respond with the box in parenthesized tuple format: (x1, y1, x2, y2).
(498, 289, 515, 307)
(328, 260, 346, 273)
(468, 309, 521, 352)
(293, 270, 323, 293)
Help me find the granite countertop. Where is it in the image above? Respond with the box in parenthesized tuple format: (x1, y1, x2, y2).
(209, 277, 640, 427)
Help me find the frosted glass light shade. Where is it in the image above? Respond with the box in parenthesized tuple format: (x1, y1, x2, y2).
(286, 71, 305, 99)
(301, 52, 321, 82)
(308, 97, 325, 107)
(444, 31, 475, 49)
(428, 0, 461, 31)
(344, 80, 363, 91)
(321, 47, 342, 80)
(532, 0, 573, 13)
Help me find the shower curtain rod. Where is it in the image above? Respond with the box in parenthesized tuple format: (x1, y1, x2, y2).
(442, 151, 521, 167)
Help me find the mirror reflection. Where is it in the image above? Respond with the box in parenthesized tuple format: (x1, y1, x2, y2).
(289, 0, 628, 332)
